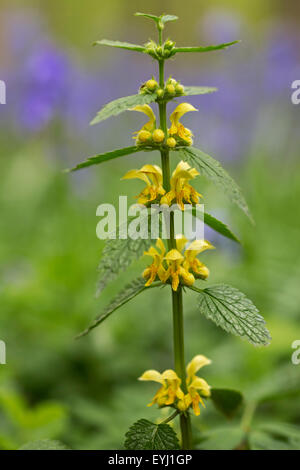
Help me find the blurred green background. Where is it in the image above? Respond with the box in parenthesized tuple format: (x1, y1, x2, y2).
(0, 0, 299, 450)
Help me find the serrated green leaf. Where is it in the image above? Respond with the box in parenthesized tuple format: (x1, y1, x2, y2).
(202, 212, 240, 243)
(174, 147, 253, 222)
(19, 439, 69, 450)
(124, 419, 180, 450)
(66, 146, 141, 172)
(190, 284, 271, 346)
(249, 430, 295, 450)
(210, 388, 243, 418)
(183, 86, 217, 96)
(96, 211, 155, 294)
(93, 39, 145, 53)
(90, 92, 157, 125)
(174, 40, 240, 53)
(77, 277, 161, 338)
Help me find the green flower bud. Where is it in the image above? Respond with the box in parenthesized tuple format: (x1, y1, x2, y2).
(164, 40, 175, 50)
(146, 79, 158, 91)
(156, 46, 163, 56)
(175, 84, 185, 94)
(166, 84, 176, 95)
(156, 88, 164, 98)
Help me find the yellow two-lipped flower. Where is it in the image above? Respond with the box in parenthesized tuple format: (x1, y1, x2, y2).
(142, 236, 214, 291)
(161, 160, 202, 210)
(169, 103, 197, 146)
(139, 355, 211, 416)
(122, 164, 165, 205)
(130, 104, 156, 144)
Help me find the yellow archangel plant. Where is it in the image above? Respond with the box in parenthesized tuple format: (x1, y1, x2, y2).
(69, 12, 271, 451)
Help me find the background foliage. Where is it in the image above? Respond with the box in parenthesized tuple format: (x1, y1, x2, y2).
(0, 0, 299, 449)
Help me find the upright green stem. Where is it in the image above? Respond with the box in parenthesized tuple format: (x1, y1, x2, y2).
(157, 57, 193, 450)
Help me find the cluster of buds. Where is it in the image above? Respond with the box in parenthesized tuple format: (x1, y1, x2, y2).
(131, 101, 196, 149)
(140, 76, 185, 101)
(136, 127, 166, 145)
(145, 39, 176, 60)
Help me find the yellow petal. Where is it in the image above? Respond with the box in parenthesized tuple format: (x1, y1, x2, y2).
(122, 169, 150, 185)
(165, 249, 184, 262)
(176, 235, 188, 253)
(156, 238, 166, 255)
(130, 104, 156, 130)
(139, 370, 165, 384)
(189, 377, 211, 397)
(161, 369, 180, 382)
(170, 103, 198, 124)
(186, 239, 215, 254)
(186, 355, 211, 382)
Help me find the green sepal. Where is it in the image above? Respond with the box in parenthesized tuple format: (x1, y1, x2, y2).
(90, 92, 157, 125)
(93, 39, 145, 53)
(124, 419, 180, 450)
(66, 146, 141, 172)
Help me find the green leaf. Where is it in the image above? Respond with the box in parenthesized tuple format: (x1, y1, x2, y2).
(197, 426, 244, 450)
(134, 13, 178, 25)
(135, 12, 160, 21)
(202, 212, 240, 243)
(174, 147, 253, 222)
(256, 422, 300, 448)
(183, 86, 217, 96)
(248, 430, 295, 450)
(90, 92, 157, 125)
(67, 146, 141, 172)
(124, 419, 180, 450)
(210, 388, 243, 418)
(190, 284, 271, 346)
(96, 212, 154, 294)
(77, 278, 160, 338)
(249, 363, 300, 403)
(93, 39, 145, 53)
(160, 15, 179, 25)
(19, 439, 69, 450)
(174, 40, 240, 53)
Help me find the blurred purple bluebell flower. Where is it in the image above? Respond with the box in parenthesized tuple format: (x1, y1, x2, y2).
(18, 44, 70, 131)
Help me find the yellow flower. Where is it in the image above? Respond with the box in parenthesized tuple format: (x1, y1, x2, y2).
(122, 164, 165, 205)
(142, 236, 214, 289)
(139, 355, 211, 416)
(139, 369, 182, 407)
(183, 239, 215, 280)
(160, 161, 202, 209)
(142, 238, 166, 286)
(164, 249, 194, 291)
(177, 355, 212, 416)
(169, 103, 197, 145)
(130, 104, 156, 143)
